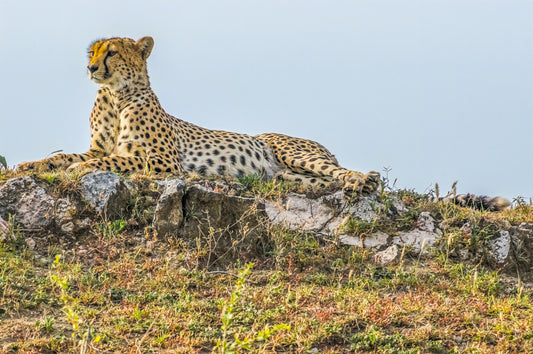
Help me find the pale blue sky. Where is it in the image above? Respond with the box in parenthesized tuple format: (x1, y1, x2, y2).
(0, 1, 531, 200)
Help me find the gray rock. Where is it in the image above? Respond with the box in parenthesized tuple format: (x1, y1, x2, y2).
(80, 171, 129, 215)
(487, 230, 511, 264)
(0, 176, 55, 229)
(183, 184, 264, 233)
(365, 231, 391, 248)
(54, 197, 81, 233)
(321, 191, 347, 209)
(339, 231, 389, 249)
(152, 179, 186, 236)
(323, 215, 347, 235)
(265, 192, 394, 248)
(265, 193, 336, 231)
(391, 197, 407, 213)
(346, 194, 382, 223)
(393, 212, 442, 251)
(393, 230, 439, 251)
(417, 211, 438, 233)
(505, 222, 533, 271)
(374, 244, 399, 265)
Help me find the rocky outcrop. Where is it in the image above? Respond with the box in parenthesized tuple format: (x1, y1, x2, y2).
(0, 171, 532, 273)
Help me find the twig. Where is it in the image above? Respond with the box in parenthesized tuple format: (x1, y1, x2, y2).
(136, 317, 157, 353)
(80, 327, 90, 354)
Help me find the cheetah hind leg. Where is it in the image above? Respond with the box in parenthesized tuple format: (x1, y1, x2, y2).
(274, 170, 341, 191)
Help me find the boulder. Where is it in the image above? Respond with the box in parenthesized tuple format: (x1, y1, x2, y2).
(340, 231, 389, 249)
(264, 193, 336, 232)
(374, 244, 399, 265)
(53, 197, 92, 234)
(345, 194, 382, 223)
(0, 176, 55, 229)
(486, 230, 511, 265)
(152, 179, 186, 236)
(178, 183, 269, 264)
(506, 222, 533, 272)
(80, 171, 130, 215)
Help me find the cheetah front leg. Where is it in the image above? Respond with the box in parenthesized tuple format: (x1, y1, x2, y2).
(67, 154, 183, 175)
(66, 155, 146, 174)
(17, 149, 106, 172)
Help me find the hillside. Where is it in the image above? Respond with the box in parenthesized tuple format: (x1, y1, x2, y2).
(0, 169, 532, 353)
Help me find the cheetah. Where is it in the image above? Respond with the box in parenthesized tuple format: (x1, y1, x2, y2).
(18, 36, 380, 195)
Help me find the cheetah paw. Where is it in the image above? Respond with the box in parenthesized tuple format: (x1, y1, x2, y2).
(17, 161, 36, 171)
(342, 173, 366, 195)
(361, 171, 381, 194)
(17, 161, 47, 172)
(343, 170, 380, 195)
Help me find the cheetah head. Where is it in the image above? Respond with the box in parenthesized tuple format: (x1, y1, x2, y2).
(87, 36, 154, 90)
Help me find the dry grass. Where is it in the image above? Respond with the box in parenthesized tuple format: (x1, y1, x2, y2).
(1, 228, 533, 352)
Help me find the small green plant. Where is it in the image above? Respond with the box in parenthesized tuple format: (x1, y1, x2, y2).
(0, 214, 24, 250)
(373, 167, 397, 214)
(0, 155, 7, 170)
(96, 220, 126, 238)
(215, 263, 290, 353)
(51, 255, 81, 333)
(350, 325, 406, 351)
(237, 173, 263, 190)
(45, 174, 57, 184)
(237, 173, 296, 198)
(342, 217, 376, 237)
(217, 262, 254, 353)
(35, 316, 55, 332)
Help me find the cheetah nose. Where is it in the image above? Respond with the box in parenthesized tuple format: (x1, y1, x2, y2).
(87, 65, 99, 74)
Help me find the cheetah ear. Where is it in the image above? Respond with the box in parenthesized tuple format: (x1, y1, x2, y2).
(135, 36, 154, 60)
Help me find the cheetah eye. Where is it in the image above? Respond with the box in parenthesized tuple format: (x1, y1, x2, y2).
(108, 50, 118, 57)
(88, 51, 94, 57)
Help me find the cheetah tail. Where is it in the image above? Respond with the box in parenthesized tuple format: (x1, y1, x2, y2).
(450, 194, 511, 212)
